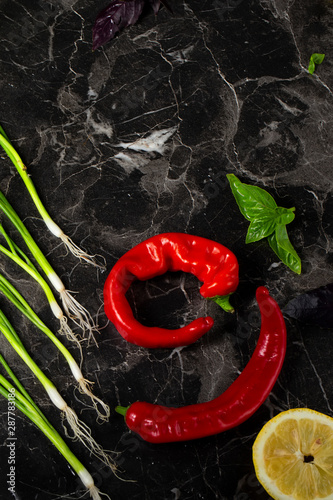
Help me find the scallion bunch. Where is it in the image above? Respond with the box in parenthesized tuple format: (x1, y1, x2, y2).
(0, 195, 98, 343)
(0, 354, 111, 500)
(0, 271, 110, 421)
(0, 308, 116, 473)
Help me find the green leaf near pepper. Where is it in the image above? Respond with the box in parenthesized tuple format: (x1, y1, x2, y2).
(208, 293, 235, 313)
(268, 225, 301, 275)
(227, 174, 301, 274)
(245, 207, 295, 244)
(246, 218, 277, 243)
(227, 174, 277, 220)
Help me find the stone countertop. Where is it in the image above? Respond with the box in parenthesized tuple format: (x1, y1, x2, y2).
(0, 1, 332, 499)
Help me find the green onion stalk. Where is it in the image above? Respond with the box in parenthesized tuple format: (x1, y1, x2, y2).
(0, 195, 99, 343)
(0, 354, 111, 500)
(0, 221, 87, 347)
(0, 125, 105, 271)
(0, 272, 110, 422)
(0, 310, 117, 473)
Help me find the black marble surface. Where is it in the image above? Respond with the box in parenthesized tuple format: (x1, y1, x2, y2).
(0, 1, 333, 499)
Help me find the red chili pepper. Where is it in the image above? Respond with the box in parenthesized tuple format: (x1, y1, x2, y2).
(115, 286, 287, 443)
(103, 233, 239, 348)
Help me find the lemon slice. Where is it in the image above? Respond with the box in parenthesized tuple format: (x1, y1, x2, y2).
(253, 408, 333, 500)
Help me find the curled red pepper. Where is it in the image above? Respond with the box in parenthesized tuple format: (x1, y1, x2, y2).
(103, 233, 239, 348)
(115, 287, 287, 443)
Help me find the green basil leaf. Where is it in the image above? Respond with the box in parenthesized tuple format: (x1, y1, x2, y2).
(308, 53, 325, 74)
(246, 218, 277, 243)
(311, 53, 325, 65)
(246, 207, 295, 243)
(227, 174, 277, 221)
(268, 225, 301, 274)
(275, 206, 295, 226)
(308, 60, 315, 74)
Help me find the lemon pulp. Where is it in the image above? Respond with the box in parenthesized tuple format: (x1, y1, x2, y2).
(253, 408, 333, 500)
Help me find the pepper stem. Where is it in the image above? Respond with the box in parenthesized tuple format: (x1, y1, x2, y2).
(115, 405, 130, 417)
(208, 294, 235, 313)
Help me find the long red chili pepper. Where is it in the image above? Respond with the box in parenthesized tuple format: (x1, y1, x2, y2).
(103, 233, 239, 348)
(115, 286, 287, 443)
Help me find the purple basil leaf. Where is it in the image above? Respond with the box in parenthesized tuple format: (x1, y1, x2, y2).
(148, 0, 173, 14)
(147, 0, 161, 15)
(93, 0, 146, 50)
(283, 283, 333, 328)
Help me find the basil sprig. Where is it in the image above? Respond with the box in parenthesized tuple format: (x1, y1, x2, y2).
(308, 53, 325, 75)
(227, 174, 301, 274)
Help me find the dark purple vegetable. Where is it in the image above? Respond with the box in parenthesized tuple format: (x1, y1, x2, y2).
(93, 0, 145, 50)
(148, 0, 173, 14)
(283, 283, 333, 328)
(92, 0, 172, 50)
(148, 0, 162, 15)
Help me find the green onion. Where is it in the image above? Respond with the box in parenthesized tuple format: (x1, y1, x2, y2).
(0, 272, 110, 422)
(0, 310, 116, 472)
(0, 354, 111, 500)
(0, 196, 98, 342)
(0, 125, 105, 271)
(0, 221, 84, 346)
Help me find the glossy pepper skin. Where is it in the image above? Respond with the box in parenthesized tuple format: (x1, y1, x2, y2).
(103, 233, 239, 348)
(116, 287, 287, 443)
